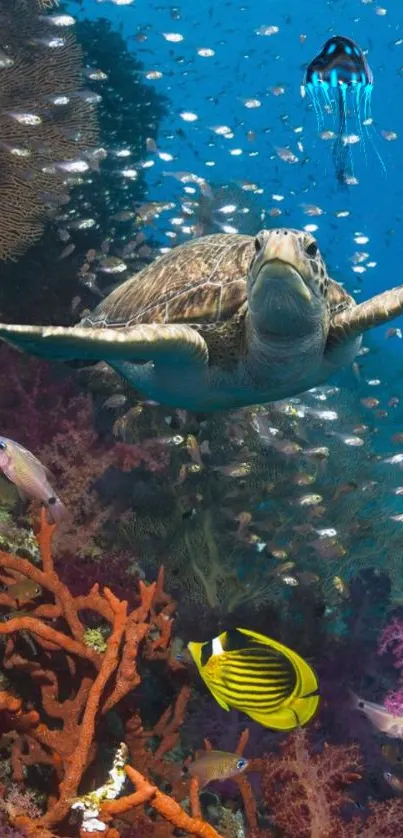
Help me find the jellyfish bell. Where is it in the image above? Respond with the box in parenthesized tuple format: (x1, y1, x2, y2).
(305, 36, 373, 93)
(303, 35, 384, 186)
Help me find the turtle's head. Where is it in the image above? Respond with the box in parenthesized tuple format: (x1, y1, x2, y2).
(247, 229, 329, 337)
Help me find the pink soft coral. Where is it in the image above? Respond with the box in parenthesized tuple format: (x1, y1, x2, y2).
(378, 617, 403, 714)
(378, 617, 403, 667)
(259, 729, 362, 838)
(258, 729, 403, 838)
(0, 346, 79, 452)
(38, 393, 117, 556)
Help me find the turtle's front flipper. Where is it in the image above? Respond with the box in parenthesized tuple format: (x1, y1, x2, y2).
(0, 323, 209, 367)
(328, 285, 403, 347)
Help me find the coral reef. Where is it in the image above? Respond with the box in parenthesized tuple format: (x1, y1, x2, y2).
(0, 346, 172, 558)
(258, 728, 403, 838)
(0, 0, 98, 262)
(0, 510, 224, 836)
(378, 616, 403, 714)
(0, 346, 79, 452)
(0, 12, 166, 328)
(0, 457, 402, 837)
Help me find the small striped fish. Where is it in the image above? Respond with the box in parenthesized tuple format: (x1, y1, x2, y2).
(188, 627, 319, 730)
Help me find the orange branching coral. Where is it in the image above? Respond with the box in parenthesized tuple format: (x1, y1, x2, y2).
(103, 765, 224, 838)
(0, 511, 225, 837)
(0, 0, 98, 260)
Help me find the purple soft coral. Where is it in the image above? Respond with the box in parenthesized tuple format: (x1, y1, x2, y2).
(378, 617, 403, 714)
(259, 729, 403, 838)
(0, 811, 27, 838)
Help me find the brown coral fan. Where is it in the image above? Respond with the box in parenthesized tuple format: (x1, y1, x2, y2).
(0, 0, 98, 260)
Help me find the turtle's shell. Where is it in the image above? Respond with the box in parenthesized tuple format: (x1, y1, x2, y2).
(82, 234, 254, 329)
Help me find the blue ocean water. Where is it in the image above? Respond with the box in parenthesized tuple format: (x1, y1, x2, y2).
(71, 0, 403, 361)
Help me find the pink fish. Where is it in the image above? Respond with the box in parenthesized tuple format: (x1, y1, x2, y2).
(350, 691, 403, 738)
(0, 437, 68, 525)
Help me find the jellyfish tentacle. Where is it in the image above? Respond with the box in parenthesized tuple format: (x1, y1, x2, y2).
(303, 35, 385, 185)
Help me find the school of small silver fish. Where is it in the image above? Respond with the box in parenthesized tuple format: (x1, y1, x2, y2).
(37, 0, 401, 319)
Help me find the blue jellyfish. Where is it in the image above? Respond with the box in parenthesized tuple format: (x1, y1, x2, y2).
(303, 36, 384, 186)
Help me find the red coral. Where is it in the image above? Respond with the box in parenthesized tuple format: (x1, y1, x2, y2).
(258, 729, 403, 838)
(0, 346, 79, 452)
(38, 391, 117, 555)
(0, 347, 170, 557)
(358, 800, 403, 837)
(114, 441, 171, 473)
(258, 729, 361, 838)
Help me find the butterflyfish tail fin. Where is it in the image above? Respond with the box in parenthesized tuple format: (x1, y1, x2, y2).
(286, 646, 319, 697)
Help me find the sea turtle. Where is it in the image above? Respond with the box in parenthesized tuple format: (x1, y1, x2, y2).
(0, 228, 402, 412)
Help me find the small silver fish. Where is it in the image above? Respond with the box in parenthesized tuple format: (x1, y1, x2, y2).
(39, 14, 76, 26)
(384, 770, 403, 793)
(350, 691, 403, 738)
(102, 394, 128, 410)
(7, 111, 41, 126)
(85, 68, 108, 81)
(59, 243, 76, 260)
(55, 160, 89, 174)
(0, 437, 68, 525)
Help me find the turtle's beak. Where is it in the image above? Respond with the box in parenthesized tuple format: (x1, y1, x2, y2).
(251, 234, 312, 303)
(252, 259, 312, 303)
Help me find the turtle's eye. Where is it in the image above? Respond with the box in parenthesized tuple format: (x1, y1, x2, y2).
(0, 441, 7, 451)
(254, 235, 262, 253)
(305, 239, 318, 258)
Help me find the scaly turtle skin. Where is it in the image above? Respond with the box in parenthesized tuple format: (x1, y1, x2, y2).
(0, 229, 402, 411)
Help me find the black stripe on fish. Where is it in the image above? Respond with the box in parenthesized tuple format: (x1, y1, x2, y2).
(210, 686, 286, 709)
(226, 644, 285, 660)
(221, 629, 259, 651)
(226, 649, 294, 667)
(216, 659, 296, 690)
(220, 665, 292, 677)
(227, 655, 287, 666)
(219, 666, 293, 682)
(217, 679, 294, 700)
(218, 682, 293, 701)
(200, 640, 214, 667)
(220, 679, 293, 694)
(214, 672, 294, 695)
(225, 661, 291, 673)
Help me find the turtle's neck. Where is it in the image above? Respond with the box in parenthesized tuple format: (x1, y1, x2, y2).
(244, 308, 328, 391)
